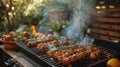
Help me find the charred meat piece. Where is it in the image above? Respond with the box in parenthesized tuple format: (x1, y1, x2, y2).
(37, 43, 48, 52)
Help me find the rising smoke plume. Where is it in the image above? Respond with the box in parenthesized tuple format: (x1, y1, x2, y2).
(62, 0, 95, 40)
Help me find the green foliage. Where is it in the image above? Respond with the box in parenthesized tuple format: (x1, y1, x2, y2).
(23, 0, 45, 18)
(0, 0, 45, 33)
(46, 20, 70, 32)
(12, 0, 45, 28)
(12, 0, 33, 25)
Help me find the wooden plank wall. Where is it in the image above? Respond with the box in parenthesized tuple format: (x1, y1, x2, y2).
(88, 7, 120, 43)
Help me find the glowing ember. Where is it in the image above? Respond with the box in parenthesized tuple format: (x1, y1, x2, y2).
(31, 25, 37, 35)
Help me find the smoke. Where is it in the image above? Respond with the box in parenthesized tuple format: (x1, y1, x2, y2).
(62, 0, 95, 40)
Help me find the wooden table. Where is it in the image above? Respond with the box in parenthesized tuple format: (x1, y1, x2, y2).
(0, 45, 36, 67)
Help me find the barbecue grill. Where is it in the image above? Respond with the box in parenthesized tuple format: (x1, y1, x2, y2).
(16, 38, 119, 67)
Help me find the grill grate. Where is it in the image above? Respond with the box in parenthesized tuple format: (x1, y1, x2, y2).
(16, 42, 117, 67)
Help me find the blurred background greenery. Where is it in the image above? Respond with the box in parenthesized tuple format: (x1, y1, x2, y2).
(0, 0, 74, 37)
